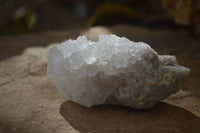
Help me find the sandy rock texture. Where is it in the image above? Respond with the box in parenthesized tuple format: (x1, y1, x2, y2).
(0, 25, 200, 133)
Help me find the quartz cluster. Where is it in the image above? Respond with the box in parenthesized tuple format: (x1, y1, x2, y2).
(47, 34, 190, 109)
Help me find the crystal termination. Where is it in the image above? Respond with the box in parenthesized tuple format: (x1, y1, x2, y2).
(47, 34, 190, 109)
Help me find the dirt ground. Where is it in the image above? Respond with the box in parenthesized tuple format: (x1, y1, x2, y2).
(0, 25, 200, 133)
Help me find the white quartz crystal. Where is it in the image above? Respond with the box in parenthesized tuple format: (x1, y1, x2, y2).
(47, 34, 190, 109)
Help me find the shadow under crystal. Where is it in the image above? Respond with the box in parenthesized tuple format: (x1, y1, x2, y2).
(60, 101, 200, 133)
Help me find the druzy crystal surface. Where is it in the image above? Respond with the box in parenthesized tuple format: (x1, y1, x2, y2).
(47, 34, 190, 109)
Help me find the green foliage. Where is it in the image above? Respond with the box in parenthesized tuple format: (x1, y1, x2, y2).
(0, 8, 36, 35)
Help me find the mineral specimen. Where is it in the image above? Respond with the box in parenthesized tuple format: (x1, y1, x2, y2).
(46, 34, 190, 109)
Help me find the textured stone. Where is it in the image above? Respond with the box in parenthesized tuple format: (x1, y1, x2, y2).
(1, 25, 200, 133)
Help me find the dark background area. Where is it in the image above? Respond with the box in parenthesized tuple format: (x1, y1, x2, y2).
(1, 0, 200, 61)
(0, 0, 200, 35)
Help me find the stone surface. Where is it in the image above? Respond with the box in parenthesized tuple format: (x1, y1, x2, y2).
(47, 34, 190, 109)
(0, 25, 200, 133)
(0, 45, 78, 133)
